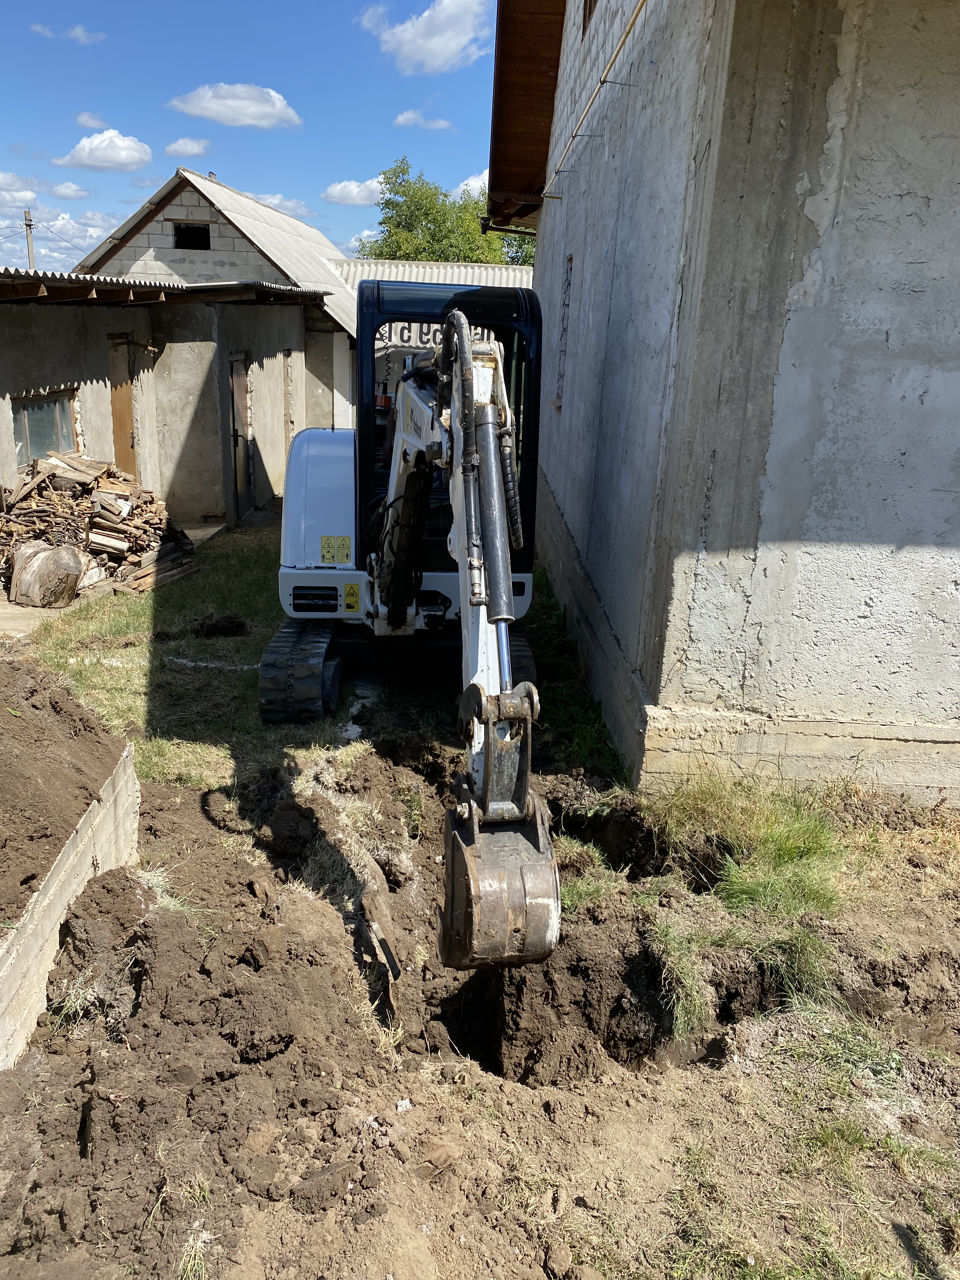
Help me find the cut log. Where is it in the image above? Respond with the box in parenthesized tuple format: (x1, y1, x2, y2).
(10, 541, 84, 608)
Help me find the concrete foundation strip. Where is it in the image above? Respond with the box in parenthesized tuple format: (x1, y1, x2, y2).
(0, 743, 140, 1070)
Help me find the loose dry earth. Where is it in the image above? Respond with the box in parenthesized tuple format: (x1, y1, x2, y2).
(1, 527, 959, 1280)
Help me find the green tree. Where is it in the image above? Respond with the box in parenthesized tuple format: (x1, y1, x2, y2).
(357, 157, 535, 267)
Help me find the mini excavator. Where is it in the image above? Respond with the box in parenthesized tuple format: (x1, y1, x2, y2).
(260, 281, 559, 970)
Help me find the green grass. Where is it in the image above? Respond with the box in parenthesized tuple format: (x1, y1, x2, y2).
(645, 772, 843, 918)
(804, 1117, 872, 1169)
(772, 1009, 905, 1101)
(649, 919, 711, 1043)
(517, 565, 625, 782)
(30, 525, 339, 788)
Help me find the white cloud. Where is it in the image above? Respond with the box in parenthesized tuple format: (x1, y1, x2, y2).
(51, 181, 90, 199)
(343, 228, 378, 255)
(77, 111, 106, 128)
(165, 137, 210, 157)
(452, 167, 488, 198)
(66, 24, 105, 43)
(0, 173, 38, 207)
(321, 177, 383, 206)
(29, 23, 105, 42)
(168, 83, 301, 129)
(393, 108, 451, 130)
(252, 192, 314, 218)
(53, 129, 151, 172)
(0, 188, 37, 209)
(360, 0, 492, 75)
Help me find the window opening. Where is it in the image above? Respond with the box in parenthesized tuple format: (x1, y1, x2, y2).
(13, 393, 75, 468)
(174, 223, 211, 250)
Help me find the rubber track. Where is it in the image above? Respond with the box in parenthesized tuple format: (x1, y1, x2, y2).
(259, 618, 339, 723)
(509, 633, 538, 687)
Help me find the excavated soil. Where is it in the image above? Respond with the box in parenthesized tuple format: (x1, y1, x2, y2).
(2, 663, 960, 1278)
(0, 659, 123, 918)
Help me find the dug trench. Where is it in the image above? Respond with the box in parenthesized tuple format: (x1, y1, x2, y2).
(2, 638, 960, 1278)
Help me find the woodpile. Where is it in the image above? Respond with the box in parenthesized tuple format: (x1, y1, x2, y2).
(0, 451, 195, 607)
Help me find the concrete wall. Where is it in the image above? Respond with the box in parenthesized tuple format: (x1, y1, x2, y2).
(105, 188, 289, 286)
(0, 297, 318, 525)
(0, 745, 139, 1071)
(219, 303, 306, 506)
(149, 304, 225, 521)
(305, 319, 337, 430)
(535, 0, 732, 759)
(535, 0, 960, 796)
(0, 302, 154, 486)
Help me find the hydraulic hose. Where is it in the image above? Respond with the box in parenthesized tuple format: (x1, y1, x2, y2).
(499, 428, 524, 551)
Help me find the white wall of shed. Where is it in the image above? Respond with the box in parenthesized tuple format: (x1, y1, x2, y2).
(219, 304, 306, 505)
(0, 303, 154, 485)
(149, 304, 225, 522)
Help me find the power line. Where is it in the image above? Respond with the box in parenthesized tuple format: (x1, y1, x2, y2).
(32, 221, 90, 253)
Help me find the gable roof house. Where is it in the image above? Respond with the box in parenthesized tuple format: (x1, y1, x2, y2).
(488, 0, 960, 799)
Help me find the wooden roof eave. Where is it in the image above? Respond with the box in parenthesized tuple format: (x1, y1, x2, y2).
(486, 0, 566, 233)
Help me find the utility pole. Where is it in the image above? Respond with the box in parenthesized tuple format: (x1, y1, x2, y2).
(23, 209, 35, 270)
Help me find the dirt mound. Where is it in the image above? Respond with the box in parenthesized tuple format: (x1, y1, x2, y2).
(3, 757, 960, 1278)
(0, 659, 124, 918)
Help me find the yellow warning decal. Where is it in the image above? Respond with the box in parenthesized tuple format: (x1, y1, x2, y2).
(344, 583, 360, 614)
(320, 536, 336, 565)
(336, 535, 352, 564)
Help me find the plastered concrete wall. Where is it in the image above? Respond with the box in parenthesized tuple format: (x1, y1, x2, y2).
(535, 0, 960, 795)
(661, 0, 960, 733)
(220, 304, 306, 504)
(0, 303, 153, 485)
(106, 189, 289, 286)
(534, 0, 734, 758)
(305, 320, 336, 430)
(150, 304, 225, 521)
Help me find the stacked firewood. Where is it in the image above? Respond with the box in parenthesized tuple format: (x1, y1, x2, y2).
(0, 451, 194, 603)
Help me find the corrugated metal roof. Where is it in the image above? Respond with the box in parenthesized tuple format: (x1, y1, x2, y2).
(334, 258, 534, 291)
(0, 266, 187, 290)
(0, 268, 328, 307)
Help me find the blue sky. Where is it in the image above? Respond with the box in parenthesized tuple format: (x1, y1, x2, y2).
(0, 0, 497, 270)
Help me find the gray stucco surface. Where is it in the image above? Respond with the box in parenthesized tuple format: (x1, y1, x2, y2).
(534, 0, 960, 794)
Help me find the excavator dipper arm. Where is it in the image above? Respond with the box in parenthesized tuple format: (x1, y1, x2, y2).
(381, 311, 560, 969)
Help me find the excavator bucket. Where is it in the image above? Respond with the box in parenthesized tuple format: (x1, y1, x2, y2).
(439, 795, 560, 968)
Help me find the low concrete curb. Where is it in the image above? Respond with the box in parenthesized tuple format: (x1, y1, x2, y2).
(0, 743, 140, 1070)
